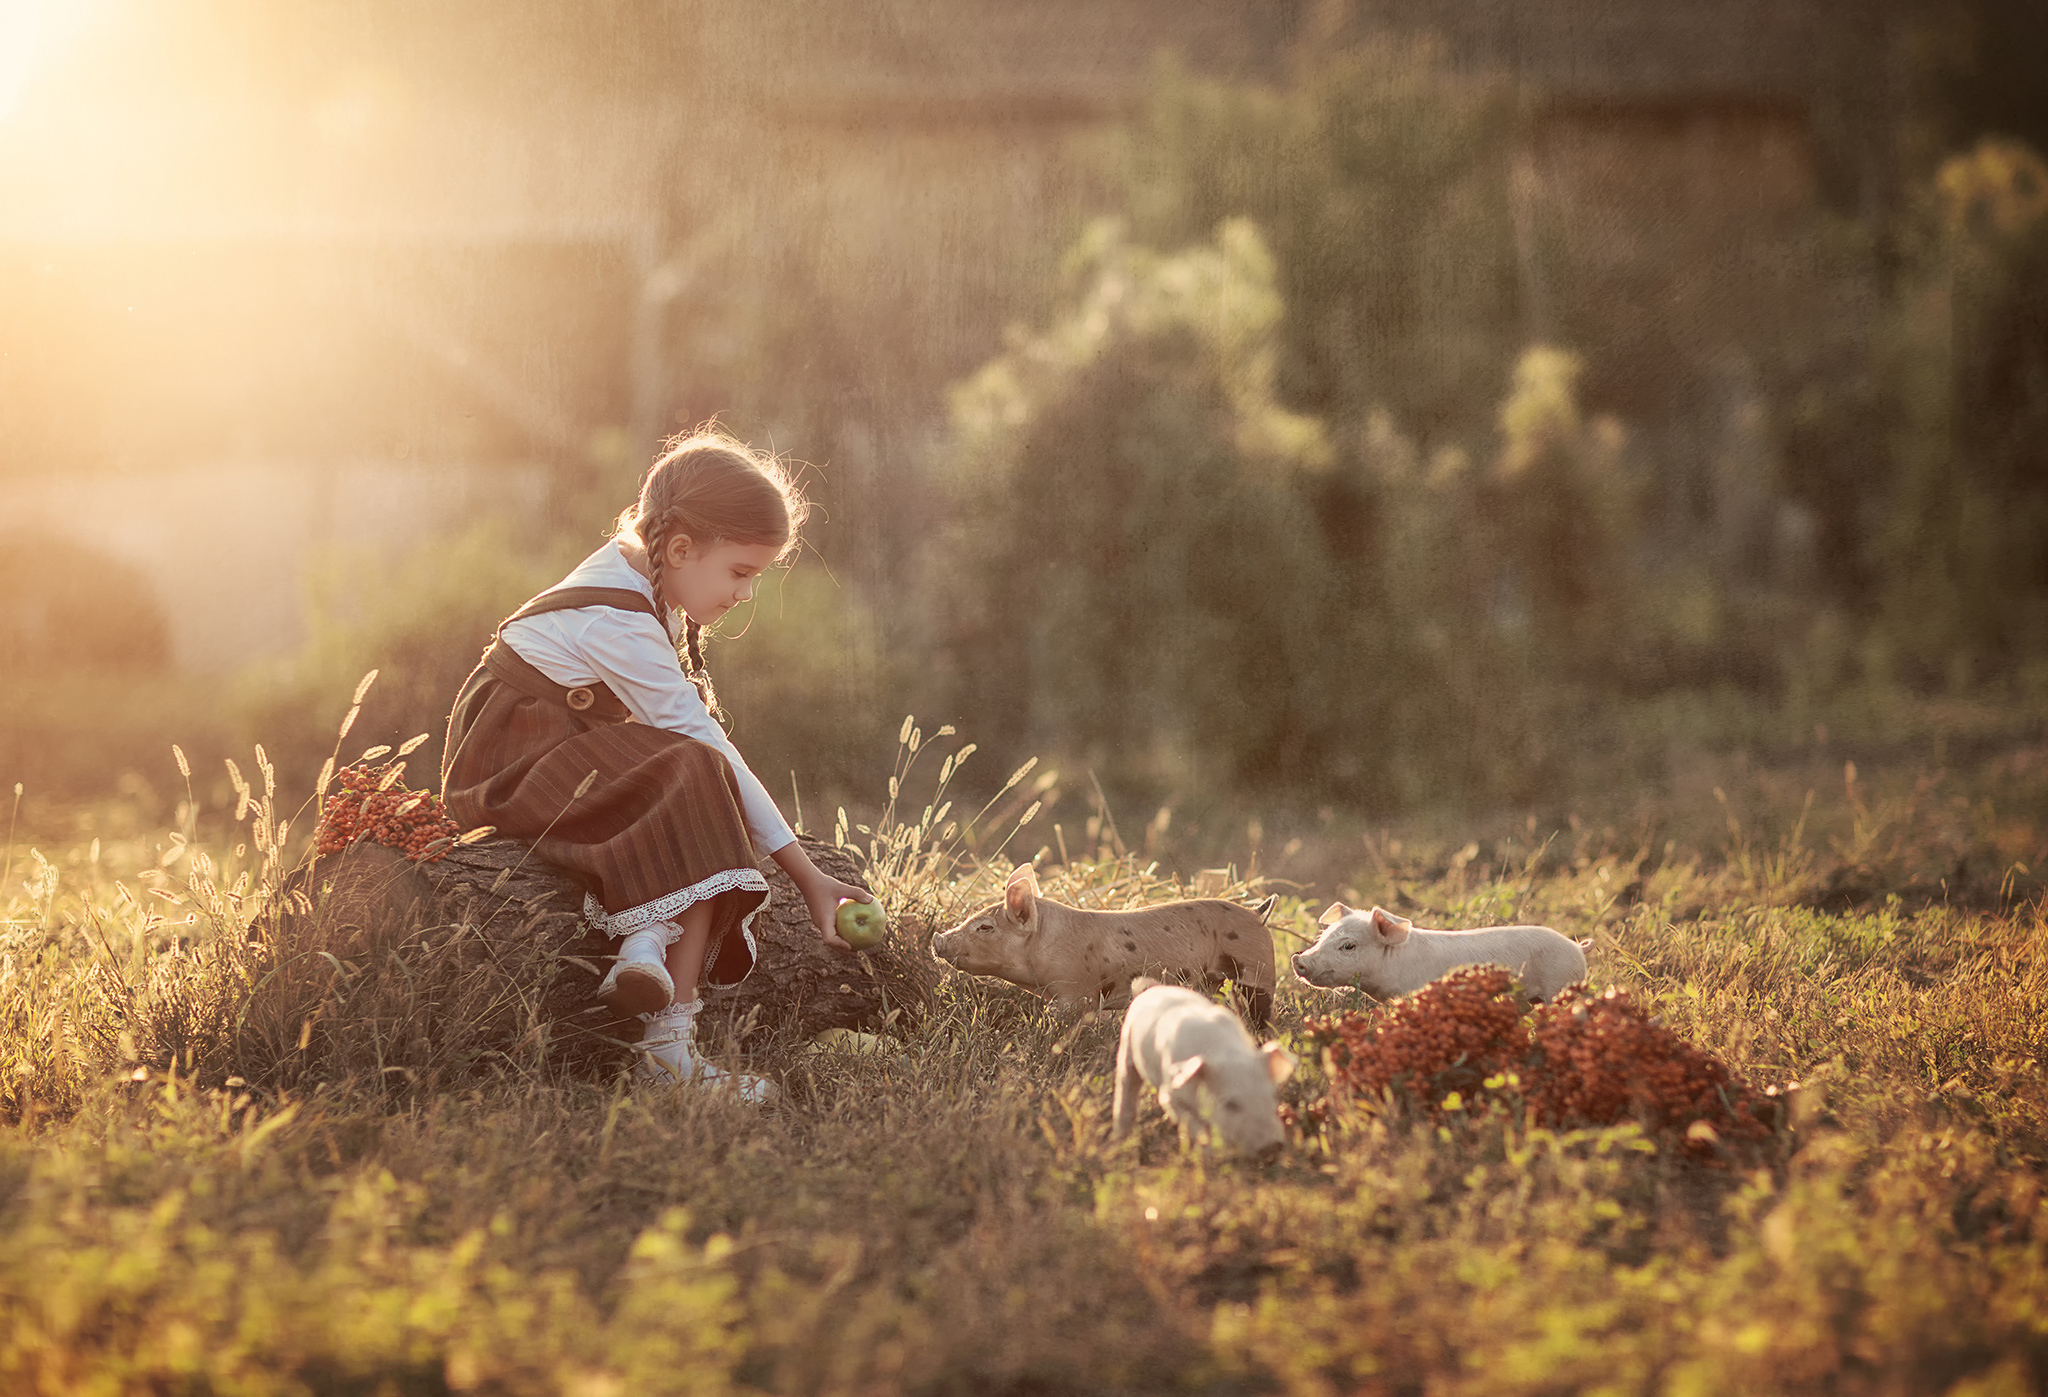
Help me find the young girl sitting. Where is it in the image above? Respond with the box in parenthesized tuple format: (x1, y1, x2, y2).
(441, 429, 871, 1099)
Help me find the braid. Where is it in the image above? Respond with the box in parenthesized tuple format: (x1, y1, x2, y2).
(646, 534, 667, 624)
(643, 509, 723, 723)
(685, 617, 721, 721)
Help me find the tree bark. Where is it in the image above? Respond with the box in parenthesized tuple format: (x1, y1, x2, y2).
(270, 833, 935, 1085)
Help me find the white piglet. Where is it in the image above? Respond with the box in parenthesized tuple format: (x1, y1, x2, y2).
(1292, 902, 1588, 1002)
(1113, 979, 1296, 1158)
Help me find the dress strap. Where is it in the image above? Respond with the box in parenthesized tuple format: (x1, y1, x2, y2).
(481, 585, 662, 724)
(501, 586, 659, 627)
(482, 643, 634, 723)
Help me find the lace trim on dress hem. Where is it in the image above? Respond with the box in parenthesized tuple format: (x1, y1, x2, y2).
(584, 867, 768, 937)
(583, 868, 767, 978)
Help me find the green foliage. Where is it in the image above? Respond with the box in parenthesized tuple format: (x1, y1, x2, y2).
(938, 224, 1658, 807)
(1878, 138, 2048, 684)
(702, 566, 903, 816)
(234, 518, 568, 791)
(939, 218, 1333, 794)
(1111, 43, 1520, 443)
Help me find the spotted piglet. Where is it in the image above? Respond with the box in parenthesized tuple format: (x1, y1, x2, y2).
(931, 866, 1279, 1031)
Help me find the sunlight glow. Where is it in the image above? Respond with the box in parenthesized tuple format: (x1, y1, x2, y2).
(0, 0, 46, 121)
(0, 0, 111, 123)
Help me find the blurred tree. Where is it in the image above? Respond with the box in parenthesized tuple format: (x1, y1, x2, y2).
(1107, 42, 1519, 449)
(1327, 349, 1650, 808)
(1485, 347, 1640, 674)
(933, 213, 1668, 809)
(1878, 138, 2048, 683)
(937, 219, 1333, 795)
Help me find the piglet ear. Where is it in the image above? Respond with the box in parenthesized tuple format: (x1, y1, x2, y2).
(1261, 1042, 1297, 1085)
(1168, 1057, 1207, 1091)
(1317, 901, 1353, 927)
(1370, 907, 1412, 945)
(1005, 865, 1039, 922)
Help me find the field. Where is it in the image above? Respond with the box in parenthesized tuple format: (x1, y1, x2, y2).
(2, 726, 2045, 1396)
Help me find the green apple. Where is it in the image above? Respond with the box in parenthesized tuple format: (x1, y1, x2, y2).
(834, 897, 889, 950)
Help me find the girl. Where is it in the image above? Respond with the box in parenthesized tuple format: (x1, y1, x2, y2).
(441, 429, 871, 1099)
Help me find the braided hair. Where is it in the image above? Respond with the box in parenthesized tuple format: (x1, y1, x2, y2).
(620, 428, 806, 722)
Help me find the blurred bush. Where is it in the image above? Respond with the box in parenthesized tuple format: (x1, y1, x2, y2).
(0, 531, 171, 673)
(232, 518, 568, 790)
(233, 515, 899, 820)
(1878, 137, 2048, 685)
(0, 532, 223, 803)
(1325, 348, 1656, 808)
(1108, 42, 1519, 447)
(701, 565, 904, 819)
(934, 218, 1332, 799)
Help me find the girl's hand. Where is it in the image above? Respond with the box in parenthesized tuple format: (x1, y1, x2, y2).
(772, 841, 877, 952)
(806, 875, 877, 952)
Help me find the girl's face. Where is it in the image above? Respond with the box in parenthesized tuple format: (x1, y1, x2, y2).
(660, 535, 780, 624)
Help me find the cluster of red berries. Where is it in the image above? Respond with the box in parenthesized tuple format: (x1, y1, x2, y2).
(1526, 985, 1775, 1158)
(1301, 966, 1778, 1164)
(314, 761, 463, 862)
(1306, 965, 1528, 1109)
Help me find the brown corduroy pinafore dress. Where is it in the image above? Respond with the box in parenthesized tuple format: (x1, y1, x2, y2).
(440, 586, 765, 987)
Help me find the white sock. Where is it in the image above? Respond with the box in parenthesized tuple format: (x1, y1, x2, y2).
(634, 999, 778, 1103)
(636, 999, 701, 1082)
(616, 925, 671, 969)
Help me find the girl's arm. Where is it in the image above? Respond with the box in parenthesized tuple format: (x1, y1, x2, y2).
(564, 609, 876, 946)
(771, 839, 875, 951)
(563, 609, 796, 851)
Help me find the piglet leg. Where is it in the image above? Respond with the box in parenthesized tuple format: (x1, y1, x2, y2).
(1112, 1034, 1143, 1138)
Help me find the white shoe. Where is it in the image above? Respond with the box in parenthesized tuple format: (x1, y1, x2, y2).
(633, 1001, 779, 1104)
(598, 927, 675, 1017)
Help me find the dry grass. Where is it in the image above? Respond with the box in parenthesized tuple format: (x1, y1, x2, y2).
(1, 722, 2045, 1394)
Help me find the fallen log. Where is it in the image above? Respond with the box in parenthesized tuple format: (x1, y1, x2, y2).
(250, 834, 936, 1089)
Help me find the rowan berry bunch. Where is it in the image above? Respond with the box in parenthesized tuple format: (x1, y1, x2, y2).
(1526, 986, 1774, 1158)
(314, 761, 463, 862)
(1306, 965, 1530, 1115)
(1299, 970, 1780, 1164)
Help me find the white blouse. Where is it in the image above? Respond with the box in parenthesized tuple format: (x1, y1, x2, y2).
(500, 541, 797, 855)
